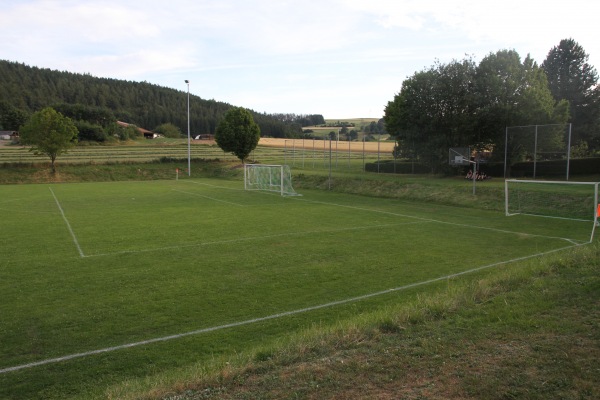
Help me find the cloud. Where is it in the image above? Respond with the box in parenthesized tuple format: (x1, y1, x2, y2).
(1, 0, 598, 117)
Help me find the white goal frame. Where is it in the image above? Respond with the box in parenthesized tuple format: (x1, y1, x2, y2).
(505, 179, 599, 243)
(244, 164, 300, 196)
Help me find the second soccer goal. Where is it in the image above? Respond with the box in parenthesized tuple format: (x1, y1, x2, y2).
(244, 164, 301, 196)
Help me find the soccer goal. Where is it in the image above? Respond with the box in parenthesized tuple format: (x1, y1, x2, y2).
(505, 179, 599, 242)
(244, 164, 301, 196)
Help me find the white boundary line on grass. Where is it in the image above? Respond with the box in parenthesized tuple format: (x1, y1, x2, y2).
(84, 186, 584, 258)
(177, 181, 589, 245)
(49, 187, 85, 258)
(0, 242, 583, 375)
(289, 197, 587, 245)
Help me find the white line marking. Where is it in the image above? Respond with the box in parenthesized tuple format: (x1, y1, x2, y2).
(49, 187, 85, 258)
(180, 180, 244, 191)
(0, 242, 583, 374)
(290, 197, 586, 244)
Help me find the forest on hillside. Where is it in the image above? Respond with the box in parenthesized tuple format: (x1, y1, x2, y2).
(0, 60, 325, 140)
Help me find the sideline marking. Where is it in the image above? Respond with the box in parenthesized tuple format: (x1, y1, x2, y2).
(0, 242, 582, 374)
(49, 187, 85, 258)
(290, 197, 587, 245)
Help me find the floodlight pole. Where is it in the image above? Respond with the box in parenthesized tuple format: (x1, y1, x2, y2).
(185, 80, 191, 176)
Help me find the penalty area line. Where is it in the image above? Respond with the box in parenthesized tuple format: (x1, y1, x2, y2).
(0, 242, 584, 375)
(49, 187, 85, 258)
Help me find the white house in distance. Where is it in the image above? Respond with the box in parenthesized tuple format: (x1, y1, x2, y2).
(0, 131, 19, 142)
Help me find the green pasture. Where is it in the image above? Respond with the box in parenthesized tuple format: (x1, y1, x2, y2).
(0, 178, 594, 399)
(0, 139, 395, 174)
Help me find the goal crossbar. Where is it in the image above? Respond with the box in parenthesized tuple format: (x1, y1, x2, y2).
(244, 164, 301, 196)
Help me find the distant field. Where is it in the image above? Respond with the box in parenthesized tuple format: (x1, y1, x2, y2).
(259, 137, 395, 153)
(0, 139, 396, 174)
(0, 177, 593, 399)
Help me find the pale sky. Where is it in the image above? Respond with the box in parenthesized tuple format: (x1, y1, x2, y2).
(1, 0, 598, 119)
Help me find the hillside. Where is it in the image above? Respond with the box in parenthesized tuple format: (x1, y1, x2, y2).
(0, 60, 320, 138)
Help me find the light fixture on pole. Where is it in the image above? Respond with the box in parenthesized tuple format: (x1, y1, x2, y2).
(185, 80, 191, 176)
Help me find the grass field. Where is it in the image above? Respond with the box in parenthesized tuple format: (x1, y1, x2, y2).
(0, 175, 595, 399)
(0, 137, 397, 175)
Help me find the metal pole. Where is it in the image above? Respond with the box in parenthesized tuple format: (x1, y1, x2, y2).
(348, 139, 351, 170)
(503, 126, 508, 178)
(335, 130, 339, 168)
(533, 125, 538, 179)
(185, 80, 191, 176)
(472, 155, 477, 196)
(566, 123, 572, 181)
(302, 137, 305, 168)
(312, 138, 316, 168)
(377, 132, 381, 173)
(362, 136, 365, 172)
(328, 137, 332, 190)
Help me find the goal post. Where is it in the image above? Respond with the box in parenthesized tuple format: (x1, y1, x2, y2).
(244, 164, 301, 196)
(505, 179, 599, 242)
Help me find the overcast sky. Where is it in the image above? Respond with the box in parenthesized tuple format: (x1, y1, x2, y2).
(1, 0, 598, 119)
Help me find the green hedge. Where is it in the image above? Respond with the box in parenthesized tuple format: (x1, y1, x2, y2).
(367, 157, 600, 177)
(482, 157, 600, 177)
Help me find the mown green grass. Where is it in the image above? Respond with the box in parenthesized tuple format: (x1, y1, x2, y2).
(1, 175, 594, 399)
(136, 242, 598, 400)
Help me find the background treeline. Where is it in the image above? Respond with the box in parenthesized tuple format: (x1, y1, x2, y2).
(0, 60, 324, 141)
(384, 38, 600, 173)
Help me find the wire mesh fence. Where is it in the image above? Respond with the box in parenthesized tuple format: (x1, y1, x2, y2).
(0, 138, 399, 174)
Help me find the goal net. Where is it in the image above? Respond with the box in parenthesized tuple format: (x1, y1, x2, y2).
(505, 179, 599, 242)
(244, 164, 301, 196)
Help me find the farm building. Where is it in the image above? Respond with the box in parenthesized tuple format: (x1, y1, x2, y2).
(116, 121, 160, 139)
(0, 131, 19, 141)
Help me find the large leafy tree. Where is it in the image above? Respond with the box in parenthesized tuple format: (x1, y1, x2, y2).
(215, 107, 261, 163)
(384, 57, 478, 172)
(19, 107, 78, 173)
(154, 122, 182, 138)
(542, 38, 600, 151)
(0, 101, 29, 130)
(385, 50, 569, 172)
(474, 50, 569, 163)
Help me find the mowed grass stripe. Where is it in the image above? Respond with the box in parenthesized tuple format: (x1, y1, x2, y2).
(1, 240, 582, 376)
(0, 179, 590, 398)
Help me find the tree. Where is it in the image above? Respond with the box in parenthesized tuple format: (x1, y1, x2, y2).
(384, 57, 478, 172)
(215, 107, 260, 163)
(542, 38, 600, 151)
(384, 50, 569, 173)
(19, 107, 78, 172)
(0, 101, 29, 130)
(154, 122, 182, 138)
(473, 50, 569, 167)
